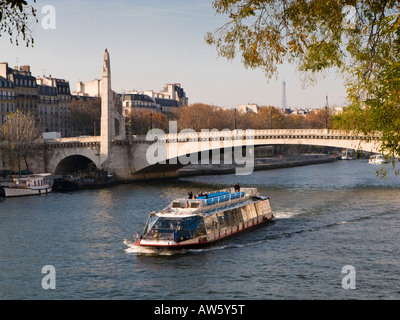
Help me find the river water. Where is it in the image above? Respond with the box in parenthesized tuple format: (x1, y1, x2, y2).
(0, 159, 399, 300)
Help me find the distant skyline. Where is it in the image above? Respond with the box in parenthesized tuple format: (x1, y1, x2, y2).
(1, 0, 347, 109)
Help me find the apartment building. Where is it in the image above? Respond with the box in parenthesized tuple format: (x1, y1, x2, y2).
(0, 74, 16, 124)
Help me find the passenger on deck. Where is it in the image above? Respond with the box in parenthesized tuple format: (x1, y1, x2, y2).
(234, 183, 240, 192)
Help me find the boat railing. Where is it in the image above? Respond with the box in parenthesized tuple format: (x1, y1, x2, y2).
(240, 188, 259, 196)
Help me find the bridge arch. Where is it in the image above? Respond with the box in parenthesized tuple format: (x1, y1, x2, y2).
(162, 129, 381, 159)
(42, 129, 383, 181)
(45, 140, 101, 175)
(132, 129, 382, 175)
(54, 155, 98, 174)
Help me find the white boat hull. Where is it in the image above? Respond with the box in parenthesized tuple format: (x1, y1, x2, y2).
(369, 155, 389, 164)
(4, 186, 52, 198)
(136, 213, 273, 250)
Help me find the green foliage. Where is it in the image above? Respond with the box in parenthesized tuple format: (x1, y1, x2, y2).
(207, 0, 400, 162)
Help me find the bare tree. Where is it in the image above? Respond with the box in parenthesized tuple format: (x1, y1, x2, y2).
(0, 0, 38, 47)
(126, 109, 168, 135)
(0, 110, 41, 175)
(69, 97, 101, 136)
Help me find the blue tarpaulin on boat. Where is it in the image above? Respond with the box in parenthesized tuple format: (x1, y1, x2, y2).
(200, 192, 245, 206)
(197, 191, 229, 200)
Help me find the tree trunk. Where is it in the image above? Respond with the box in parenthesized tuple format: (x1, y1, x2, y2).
(23, 154, 30, 173)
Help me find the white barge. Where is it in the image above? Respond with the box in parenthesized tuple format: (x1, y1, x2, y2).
(134, 187, 273, 250)
(2, 174, 53, 198)
(369, 154, 389, 164)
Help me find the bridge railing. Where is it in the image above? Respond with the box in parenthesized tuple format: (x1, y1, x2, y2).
(132, 129, 380, 142)
(43, 129, 381, 145)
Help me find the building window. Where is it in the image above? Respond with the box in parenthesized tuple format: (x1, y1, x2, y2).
(115, 118, 120, 136)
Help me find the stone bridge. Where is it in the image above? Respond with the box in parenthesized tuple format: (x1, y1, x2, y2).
(22, 128, 380, 181)
(0, 51, 384, 181)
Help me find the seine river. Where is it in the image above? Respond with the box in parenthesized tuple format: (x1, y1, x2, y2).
(0, 159, 399, 300)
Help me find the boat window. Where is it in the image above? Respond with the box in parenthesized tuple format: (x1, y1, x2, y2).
(240, 206, 250, 222)
(255, 201, 269, 216)
(204, 215, 219, 234)
(193, 219, 206, 238)
(254, 202, 262, 216)
(143, 215, 159, 235)
(234, 208, 243, 224)
(223, 212, 231, 228)
(190, 202, 200, 208)
(229, 210, 238, 226)
(249, 204, 258, 218)
(216, 213, 225, 228)
(172, 201, 181, 208)
(204, 216, 213, 234)
(144, 216, 205, 242)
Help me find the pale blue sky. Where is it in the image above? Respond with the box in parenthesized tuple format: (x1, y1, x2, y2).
(1, 0, 347, 109)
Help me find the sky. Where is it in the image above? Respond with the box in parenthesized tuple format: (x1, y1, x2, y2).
(0, 0, 347, 109)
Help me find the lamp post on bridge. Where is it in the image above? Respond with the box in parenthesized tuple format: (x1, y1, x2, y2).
(270, 107, 273, 129)
(324, 94, 329, 129)
(325, 106, 328, 129)
(234, 108, 237, 130)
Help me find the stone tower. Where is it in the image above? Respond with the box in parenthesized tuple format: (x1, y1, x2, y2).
(281, 79, 287, 110)
(325, 94, 329, 109)
(100, 49, 126, 168)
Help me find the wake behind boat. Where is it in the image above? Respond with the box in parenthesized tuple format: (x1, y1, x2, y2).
(134, 187, 273, 252)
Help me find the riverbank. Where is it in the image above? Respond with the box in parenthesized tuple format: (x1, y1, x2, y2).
(178, 154, 340, 177)
(0, 154, 341, 187)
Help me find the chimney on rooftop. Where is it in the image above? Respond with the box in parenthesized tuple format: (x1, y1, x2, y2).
(20, 65, 31, 72)
(0, 62, 8, 78)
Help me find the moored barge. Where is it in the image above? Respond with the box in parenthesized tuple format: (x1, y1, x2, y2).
(134, 187, 273, 250)
(2, 174, 53, 198)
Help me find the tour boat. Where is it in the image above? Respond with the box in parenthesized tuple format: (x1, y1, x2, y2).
(369, 154, 389, 164)
(134, 187, 273, 251)
(3, 174, 53, 197)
